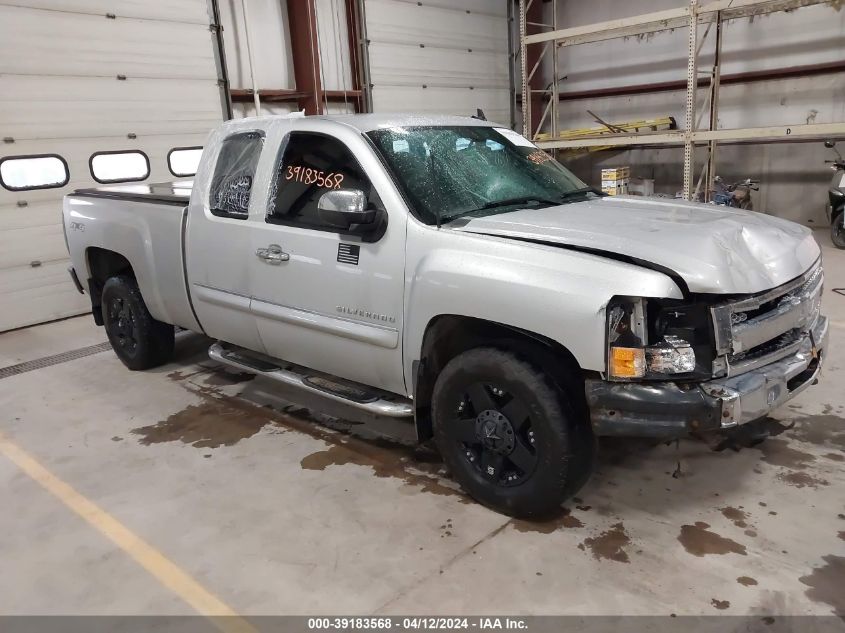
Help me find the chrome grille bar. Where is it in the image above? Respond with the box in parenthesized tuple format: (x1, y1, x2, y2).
(710, 259, 823, 375)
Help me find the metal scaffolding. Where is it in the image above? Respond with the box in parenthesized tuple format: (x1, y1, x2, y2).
(517, 0, 845, 200)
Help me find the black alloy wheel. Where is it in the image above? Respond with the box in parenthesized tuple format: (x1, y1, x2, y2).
(101, 275, 174, 370)
(432, 347, 593, 518)
(451, 382, 538, 486)
(106, 295, 138, 356)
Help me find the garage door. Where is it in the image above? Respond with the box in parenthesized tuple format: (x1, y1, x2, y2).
(0, 0, 224, 332)
(364, 0, 511, 125)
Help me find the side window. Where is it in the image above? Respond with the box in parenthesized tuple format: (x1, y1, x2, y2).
(168, 146, 203, 177)
(209, 131, 264, 219)
(267, 132, 372, 230)
(90, 150, 149, 183)
(0, 154, 69, 191)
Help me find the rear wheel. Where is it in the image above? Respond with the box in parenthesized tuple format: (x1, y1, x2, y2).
(432, 347, 591, 518)
(832, 209, 845, 249)
(102, 275, 174, 370)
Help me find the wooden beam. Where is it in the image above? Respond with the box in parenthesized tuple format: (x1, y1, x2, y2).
(536, 122, 845, 149)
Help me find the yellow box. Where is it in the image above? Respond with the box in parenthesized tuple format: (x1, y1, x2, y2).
(601, 166, 630, 180)
(601, 183, 629, 196)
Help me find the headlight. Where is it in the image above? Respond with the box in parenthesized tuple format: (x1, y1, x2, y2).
(606, 297, 705, 381)
(645, 335, 696, 374)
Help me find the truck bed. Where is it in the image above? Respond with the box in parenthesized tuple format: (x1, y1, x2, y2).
(70, 180, 193, 206)
(63, 179, 202, 334)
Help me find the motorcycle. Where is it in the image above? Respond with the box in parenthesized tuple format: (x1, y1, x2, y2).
(712, 176, 759, 210)
(824, 140, 845, 249)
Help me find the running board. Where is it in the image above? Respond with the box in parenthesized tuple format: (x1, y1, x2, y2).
(208, 342, 413, 418)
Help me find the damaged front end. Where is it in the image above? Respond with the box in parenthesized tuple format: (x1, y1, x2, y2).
(586, 259, 828, 438)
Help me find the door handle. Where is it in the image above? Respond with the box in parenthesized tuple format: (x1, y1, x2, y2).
(256, 244, 290, 264)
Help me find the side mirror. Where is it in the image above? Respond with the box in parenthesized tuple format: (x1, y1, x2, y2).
(824, 140, 836, 149)
(317, 189, 376, 230)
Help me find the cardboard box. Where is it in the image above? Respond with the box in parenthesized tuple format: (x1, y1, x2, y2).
(601, 176, 629, 196)
(601, 182, 629, 196)
(601, 166, 630, 180)
(601, 178, 629, 188)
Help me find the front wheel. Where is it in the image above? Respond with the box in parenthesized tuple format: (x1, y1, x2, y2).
(102, 275, 174, 370)
(832, 210, 845, 249)
(432, 347, 592, 518)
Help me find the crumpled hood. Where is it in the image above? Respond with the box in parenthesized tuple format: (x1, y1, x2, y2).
(451, 195, 820, 294)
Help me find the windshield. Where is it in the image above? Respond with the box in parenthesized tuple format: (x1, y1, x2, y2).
(366, 125, 593, 225)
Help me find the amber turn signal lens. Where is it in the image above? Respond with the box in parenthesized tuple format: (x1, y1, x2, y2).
(610, 346, 645, 378)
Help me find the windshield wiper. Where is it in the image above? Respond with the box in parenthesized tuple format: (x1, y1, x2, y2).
(479, 196, 560, 210)
(441, 196, 562, 226)
(559, 186, 601, 201)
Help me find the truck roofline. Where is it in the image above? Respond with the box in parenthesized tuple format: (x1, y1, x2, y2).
(220, 112, 501, 134)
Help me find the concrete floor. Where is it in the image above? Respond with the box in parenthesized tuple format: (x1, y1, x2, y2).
(1, 230, 843, 618)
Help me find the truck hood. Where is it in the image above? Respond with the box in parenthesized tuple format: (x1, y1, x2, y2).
(451, 195, 820, 295)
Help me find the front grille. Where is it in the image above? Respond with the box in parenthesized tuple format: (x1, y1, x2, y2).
(711, 261, 823, 375)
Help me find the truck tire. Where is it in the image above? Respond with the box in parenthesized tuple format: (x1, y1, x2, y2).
(432, 347, 591, 518)
(101, 275, 174, 370)
(832, 210, 845, 249)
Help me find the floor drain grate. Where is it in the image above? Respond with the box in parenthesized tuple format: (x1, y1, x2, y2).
(0, 341, 113, 380)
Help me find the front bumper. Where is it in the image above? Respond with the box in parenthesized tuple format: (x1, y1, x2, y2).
(586, 315, 829, 438)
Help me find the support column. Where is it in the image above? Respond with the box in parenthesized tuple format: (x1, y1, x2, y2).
(682, 0, 699, 200)
(344, 0, 365, 112)
(519, 0, 528, 137)
(520, 0, 545, 139)
(287, 0, 323, 115)
(705, 12, 723, 202)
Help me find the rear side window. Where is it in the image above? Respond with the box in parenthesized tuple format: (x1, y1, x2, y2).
(267, 132, 372, 230)
(90, 150, 149, 183)
(168, 146, 203, 177)
(209, 132, 264, 219)
(0, 154, 69, 191)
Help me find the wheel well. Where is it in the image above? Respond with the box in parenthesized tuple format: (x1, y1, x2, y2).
(86, 248, 134, 325)
(413, 315, 588, 441)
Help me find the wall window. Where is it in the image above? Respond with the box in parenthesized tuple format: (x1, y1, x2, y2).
(267, 132, 373, 231)
(209, 131, 264, 219)
(168, 146, 203, 177)
(0, 154, 69, 191)
(90, 150, 150, 183)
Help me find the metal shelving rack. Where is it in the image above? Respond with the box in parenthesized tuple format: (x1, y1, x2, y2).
(517, 0, 845, 199)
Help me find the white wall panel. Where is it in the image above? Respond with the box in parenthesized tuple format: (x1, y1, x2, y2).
(0, 1, 223, 331)
(366, 0, 507, 51)
(1, 134, 209, 203)
(368, 42, 508, 89)
(365, 0, 510, 121)
(316, 0, 353, 91)
(1, 76, 222, 140)
(548, 1, 845, 223)
(222, 0, 354, 115)
(0, 5, 219, 80)
(218, 0, 294, 90)
(3, 0, 211, 23)
(372, 86, 510, 125)
(552, 3, 845, 98)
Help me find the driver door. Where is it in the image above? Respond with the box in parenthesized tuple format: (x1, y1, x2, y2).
(247, 129, 407, 396)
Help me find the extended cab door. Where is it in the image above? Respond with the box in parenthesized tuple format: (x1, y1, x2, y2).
(247, 124, 408, 396)
(185, 128, 267, 352)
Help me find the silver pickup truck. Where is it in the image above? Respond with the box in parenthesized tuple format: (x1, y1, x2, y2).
(63, 114, 828, 517)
